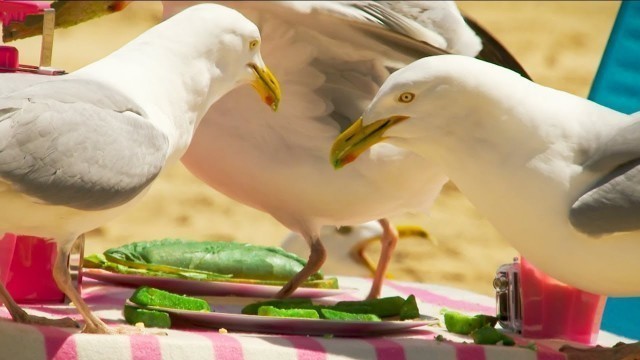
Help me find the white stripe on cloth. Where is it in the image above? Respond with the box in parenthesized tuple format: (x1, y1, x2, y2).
(0, 320, 47, 360)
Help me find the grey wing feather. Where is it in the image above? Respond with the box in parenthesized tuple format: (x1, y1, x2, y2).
(0, 79, 169, 210)
(570, 120, 640, 235)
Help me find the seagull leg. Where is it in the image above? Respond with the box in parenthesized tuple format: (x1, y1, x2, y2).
(0, 279, 78, 328)
(276, 235, 326, 298)
(53, 234, 164, 335)
(351, 224, 434, 281)
(365, 218, 398, 300)
(52, 234, 114, 333)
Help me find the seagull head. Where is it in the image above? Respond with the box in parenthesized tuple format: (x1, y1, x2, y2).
(180, 4, 282, 111)
(330, 55, 511, 169)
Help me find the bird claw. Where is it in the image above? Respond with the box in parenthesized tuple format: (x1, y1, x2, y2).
(12, 312, 80, 328)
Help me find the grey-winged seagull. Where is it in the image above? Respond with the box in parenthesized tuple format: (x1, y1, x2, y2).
(0, 3, 280, 334)
(163, 1, 526, 299)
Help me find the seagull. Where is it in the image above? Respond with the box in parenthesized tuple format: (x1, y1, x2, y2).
(281, 221, 433, 278)
(164, 0, 526, 299)
(331, 54, 640, 296)
(0, 3, 280, 334)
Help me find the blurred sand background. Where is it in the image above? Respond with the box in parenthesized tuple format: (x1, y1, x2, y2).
(5, 1, 620, 296)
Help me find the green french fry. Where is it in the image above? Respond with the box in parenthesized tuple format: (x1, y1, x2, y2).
(241, 298, 313, 315)
(130, 286, 211, 312)
(123, 305, 171, 328)
(257, 306, 320, 319)
(320, 309, 381, 322)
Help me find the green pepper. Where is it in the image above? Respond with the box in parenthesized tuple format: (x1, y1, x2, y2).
(399, 295, 420, 320)
(443, 311, 498, 335)
(123, 305, 171, 328)
(333, 296, 406, 317)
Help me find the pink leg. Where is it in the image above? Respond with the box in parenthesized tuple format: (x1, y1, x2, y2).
(365, 218, 398, 300)
(276, 236, 326, 298)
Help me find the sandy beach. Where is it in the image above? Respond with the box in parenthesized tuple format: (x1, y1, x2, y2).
(6, 1, 621, 296)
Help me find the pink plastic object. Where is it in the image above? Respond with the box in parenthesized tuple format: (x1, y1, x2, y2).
(0, 233, 67, 303)
(0, 45, 18, 72)
(0, 1, 51, 26)
(520, 257, 607, 345)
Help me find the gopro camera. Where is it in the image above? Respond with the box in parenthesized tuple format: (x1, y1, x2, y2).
(493, 257, 522, 333)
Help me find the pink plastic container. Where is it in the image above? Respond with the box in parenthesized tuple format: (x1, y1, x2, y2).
(0, 233, 82, 303)
(0, 45, 19, 72)
(520, 257, 606, 345)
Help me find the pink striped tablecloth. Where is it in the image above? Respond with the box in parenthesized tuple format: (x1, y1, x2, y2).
(0, 276, 627, 360)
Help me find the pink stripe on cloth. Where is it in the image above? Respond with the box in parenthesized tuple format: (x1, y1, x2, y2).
(387, 281, 495, 314)
(130, 335, 162, 360)
(449, 342, 486, 360)
(38, 326, 77, 360)
(364, 338, 405, 360)
(200, 332, 244, 360)
(283, 335, 326, 360)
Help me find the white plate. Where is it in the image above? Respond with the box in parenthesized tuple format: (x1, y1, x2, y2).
(84, 269, 354, 299)
(127, 301, 438, 337)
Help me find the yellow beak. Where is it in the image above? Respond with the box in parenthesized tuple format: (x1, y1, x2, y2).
(249, 63, 281, 111)
(330, 115, 409, 169)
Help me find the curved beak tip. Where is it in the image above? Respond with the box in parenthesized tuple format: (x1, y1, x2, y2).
(250, 63, 281, 112)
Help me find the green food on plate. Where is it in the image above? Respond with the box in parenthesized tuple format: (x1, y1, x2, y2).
(85, 239, 339, 289)
(123, 305, 171, 328)
(257, 306, 320, 319)
(399, 295, 420, 320)
(320, 309, 381, 322)
(129, 286, 211, 312)
(242, 295, 420, 321)
(241, 298, 314, 315)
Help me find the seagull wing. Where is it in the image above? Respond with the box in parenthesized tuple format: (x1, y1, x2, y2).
(0, 78, 169, 210)
(570, 116, 640, 236)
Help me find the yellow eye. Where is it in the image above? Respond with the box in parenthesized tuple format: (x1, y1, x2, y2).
(398, 92, 415, 103)
(249, 39, 259, 50)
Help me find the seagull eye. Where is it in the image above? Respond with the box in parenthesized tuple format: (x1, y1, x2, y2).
(249, 39, 260, 50)
(398, 92, 415, 103)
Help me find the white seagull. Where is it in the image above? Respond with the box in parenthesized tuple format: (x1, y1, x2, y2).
(0, 3, 280, 334)
(331, 54, 640, 296)
(164, 0, 526, 299)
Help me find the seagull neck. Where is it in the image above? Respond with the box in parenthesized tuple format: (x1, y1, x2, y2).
(71, 29, 230, 164)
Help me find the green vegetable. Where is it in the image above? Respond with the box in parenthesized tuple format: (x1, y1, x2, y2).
(320, 309, 381, 322)
(106, 239, 322, 281)
(245, 295, 420, 322)
(130, 286, 210, 312)
(443, 311, 498, 335)
(399, 295, 420, 320)
(241, 298, 314, 315)
(123, 305, 171, 328)
(333, 296, 406, 317)
(257, 306, 320, 319)
(471, 326, 515, 346)
(85, 239, 339, 289)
